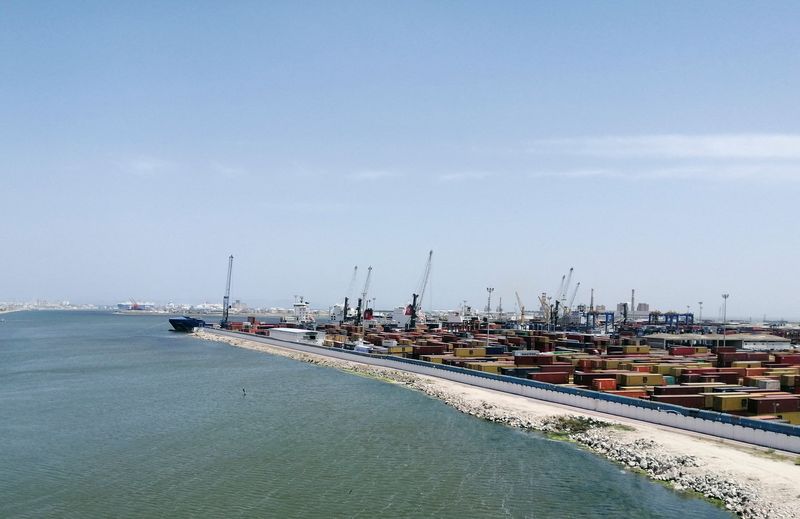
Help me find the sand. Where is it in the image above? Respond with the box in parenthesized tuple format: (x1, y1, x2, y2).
(196, 330, 800, 518)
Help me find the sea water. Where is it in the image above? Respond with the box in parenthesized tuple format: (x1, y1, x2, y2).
(0, 311, 731, 518)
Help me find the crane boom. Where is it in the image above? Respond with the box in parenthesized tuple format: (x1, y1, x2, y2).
(415, 250, 433, 312)
(567, 281, 580, 311)
(222, 255, 234, 327)
(515, 291, 525, 324)
(561, 267, 574, 303)
(346, 266, 358, 301)
(361, 266, 372, 305)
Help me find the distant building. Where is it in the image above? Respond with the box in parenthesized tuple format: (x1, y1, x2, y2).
(616, 302, 650, 321)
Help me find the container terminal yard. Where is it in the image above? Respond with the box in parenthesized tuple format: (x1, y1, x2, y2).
(187, 254, 800, 432)
(180, 254, 800, 517)
(222, 321, 800, 426)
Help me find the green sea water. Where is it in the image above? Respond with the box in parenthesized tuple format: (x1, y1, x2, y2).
(0, 311, 731, 518)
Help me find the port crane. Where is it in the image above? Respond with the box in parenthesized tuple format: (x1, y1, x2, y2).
(564, 281, 581, 320)
(560, 267, 574, 310)
(515, 291, 525, 325)
(342, 265, 358, 323)
(408, 250, 433, 329)
(221, 255, 233, 328)
(355, 266, 372, 325)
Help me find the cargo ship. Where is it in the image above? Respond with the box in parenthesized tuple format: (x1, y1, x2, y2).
(169, 316, 206, 332)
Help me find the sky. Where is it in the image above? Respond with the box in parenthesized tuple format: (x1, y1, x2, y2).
(1, 1, 799, 319)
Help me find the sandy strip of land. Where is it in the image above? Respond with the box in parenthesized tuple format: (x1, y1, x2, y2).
(196, 330, 800, 519)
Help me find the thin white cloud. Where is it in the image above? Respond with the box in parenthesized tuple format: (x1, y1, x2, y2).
(211, 163, 247, 179)
(346, 170, 399, 181)
(437, 171, 493, 182)
(528, 134, 800, 159)
(118, 157, 177, 177)
(528, 164, 800, 181)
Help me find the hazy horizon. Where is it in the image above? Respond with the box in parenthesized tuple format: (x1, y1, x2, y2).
(2, 2, 799, 318)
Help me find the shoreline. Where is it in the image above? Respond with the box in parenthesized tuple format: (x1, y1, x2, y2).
(195, 330, 800, 519)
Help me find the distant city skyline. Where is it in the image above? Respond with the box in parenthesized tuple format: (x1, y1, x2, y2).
(2, 2, 799, 317)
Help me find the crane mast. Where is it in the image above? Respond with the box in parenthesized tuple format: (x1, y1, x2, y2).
(515, 291, 525, 325)
(222, 255, 233, 328)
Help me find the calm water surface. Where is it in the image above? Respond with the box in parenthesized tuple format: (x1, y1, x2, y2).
(0, 311, 731, 518)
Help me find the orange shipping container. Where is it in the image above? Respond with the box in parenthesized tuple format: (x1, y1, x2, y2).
(592, 378, 617, 391)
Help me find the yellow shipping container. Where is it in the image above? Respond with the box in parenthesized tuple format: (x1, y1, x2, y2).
(700, 392, 716, 409)
(466, 362, 509, 374)
(616, 373, 665, 386)
(454, 347, 486, 357)
(622, 345, 651, 354)
(775, 411, 800, 425)
(712, 393, 749, 412)
(602, 360, 622, 369)
(766, 369, 798, 376)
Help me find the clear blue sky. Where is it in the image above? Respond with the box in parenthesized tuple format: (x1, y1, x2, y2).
(2, 1, 799, 319)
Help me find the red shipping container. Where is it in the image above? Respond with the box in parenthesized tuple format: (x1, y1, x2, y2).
(653, 385, 703, 395)
(747, 397, 800, 415)
(775, 354, 800, 365)
(528, 372, 570, 384)
(540, 363, 575, 374)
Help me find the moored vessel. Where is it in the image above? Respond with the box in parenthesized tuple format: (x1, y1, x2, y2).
(169, 316, 206, 332)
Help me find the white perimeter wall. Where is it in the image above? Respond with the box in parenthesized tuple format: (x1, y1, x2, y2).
(208, 329, 800, 453)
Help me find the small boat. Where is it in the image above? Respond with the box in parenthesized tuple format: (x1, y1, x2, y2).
(169, 316, 206, 332)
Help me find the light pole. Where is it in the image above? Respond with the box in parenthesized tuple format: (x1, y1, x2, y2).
(698, 301, 703, 323)
(721, 294, 729, 351)
(486, 287, 494, 348)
